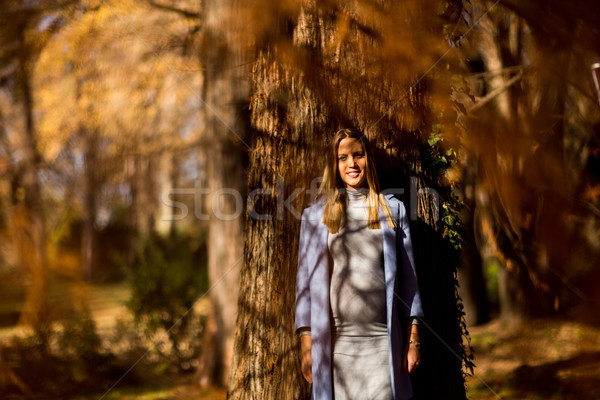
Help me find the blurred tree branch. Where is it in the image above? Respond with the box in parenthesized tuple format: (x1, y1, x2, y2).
(145, 0, 201, 19)
(468, 70, 523, 113)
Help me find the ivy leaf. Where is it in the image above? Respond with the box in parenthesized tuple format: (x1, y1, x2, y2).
(428, 135, 441, 146)
(443, 214, 456, 225)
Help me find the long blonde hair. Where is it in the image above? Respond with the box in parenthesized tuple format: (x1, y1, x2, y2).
(319, 129, 396, 233)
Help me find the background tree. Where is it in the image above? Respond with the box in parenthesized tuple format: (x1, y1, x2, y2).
(32, 0, 202, 279)
(0, 0, 214, 394)
(1, 0, 205, 351)
(189, 0, 250, 387)
(0, 0, 82, 338)
(453, 0, 600, 326)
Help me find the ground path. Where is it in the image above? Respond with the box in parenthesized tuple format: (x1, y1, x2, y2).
(466, 317, 600, 399)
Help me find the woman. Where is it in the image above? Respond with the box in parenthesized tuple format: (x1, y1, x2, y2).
(295, 129, 423, 400)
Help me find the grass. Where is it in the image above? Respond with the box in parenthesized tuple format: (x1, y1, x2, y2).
(0, 281, 132, 339)
(0, 278, 223, 399)
(82, 383, 226, 400)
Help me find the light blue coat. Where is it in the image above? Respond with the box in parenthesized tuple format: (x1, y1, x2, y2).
(295, 194, 424, 400)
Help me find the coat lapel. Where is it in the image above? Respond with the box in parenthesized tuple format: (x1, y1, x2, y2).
(379, 201, 402, 400)
(309, 202, 333, 399)
(379, 204, 398, 324)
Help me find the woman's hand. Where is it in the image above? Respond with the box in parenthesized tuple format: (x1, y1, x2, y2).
(300, 334, 313, 383)
(403, 322, 420, 374)
(402, 340, 420, 374)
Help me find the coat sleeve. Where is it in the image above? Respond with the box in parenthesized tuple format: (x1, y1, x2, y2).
(295, 208, 312, 333)
(396, 200, 424, 318)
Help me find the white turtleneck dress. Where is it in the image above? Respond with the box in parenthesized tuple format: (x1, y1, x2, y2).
(328, 189, 392, 400)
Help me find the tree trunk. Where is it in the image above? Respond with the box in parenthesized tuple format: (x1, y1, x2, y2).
(227, 49, 318, 399)
(194, 0, 249, 387)
(456, 159, 489, 326)
(15, 44, 51, 337)
(82, 129, 98, 282)
(126, 152, 140, 266)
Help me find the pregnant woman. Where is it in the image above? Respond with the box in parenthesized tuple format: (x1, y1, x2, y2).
(295, 129, 424, 400)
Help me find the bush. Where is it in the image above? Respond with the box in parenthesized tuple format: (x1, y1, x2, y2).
(1, 315, 124, 398)
(126, 230, 208, 371)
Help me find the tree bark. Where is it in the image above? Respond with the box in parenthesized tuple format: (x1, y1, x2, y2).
(228, 49, 318, 399)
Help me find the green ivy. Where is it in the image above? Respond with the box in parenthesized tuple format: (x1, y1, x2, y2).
(442, 195, 465, 250)
(426, 125, 465, 251)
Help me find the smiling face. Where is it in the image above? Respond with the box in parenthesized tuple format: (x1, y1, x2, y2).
(337, 137, 367, 190)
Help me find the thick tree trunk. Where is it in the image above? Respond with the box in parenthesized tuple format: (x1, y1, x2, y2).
(198, 139, 246, 386)
(15, 49, 51, 336)
(228, 49, 319, 399)
(497, 263, 533, 327)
